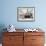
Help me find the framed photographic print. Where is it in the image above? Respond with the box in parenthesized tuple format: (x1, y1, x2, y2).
(17, 7, 35, 22)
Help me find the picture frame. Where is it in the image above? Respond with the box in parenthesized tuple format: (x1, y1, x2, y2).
(17, 7, 35, 22)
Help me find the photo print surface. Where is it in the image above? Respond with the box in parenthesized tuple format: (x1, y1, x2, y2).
(17, 7, 35, 22)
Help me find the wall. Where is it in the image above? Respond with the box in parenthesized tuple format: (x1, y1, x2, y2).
(0, 0, 46, 29)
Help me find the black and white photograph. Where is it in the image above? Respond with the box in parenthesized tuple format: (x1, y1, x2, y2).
(17, 7, 35, 21)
